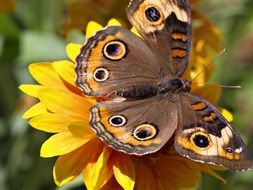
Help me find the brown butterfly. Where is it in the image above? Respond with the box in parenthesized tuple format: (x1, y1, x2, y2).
(75, 0, 252, 171)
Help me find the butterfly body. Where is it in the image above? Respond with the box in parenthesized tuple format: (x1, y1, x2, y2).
(75, 0, 252, 171)
(113, 78, 190, 99)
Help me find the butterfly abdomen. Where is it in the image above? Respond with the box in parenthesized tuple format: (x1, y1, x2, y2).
(116, 84, 158, 99)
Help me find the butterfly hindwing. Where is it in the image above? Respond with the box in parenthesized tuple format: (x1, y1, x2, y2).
(175, 93, 252, 171)
(90, 95, 178, 155)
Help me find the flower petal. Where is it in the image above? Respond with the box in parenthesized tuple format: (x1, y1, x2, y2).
(86, 21, 103, 39)
(19, 84, 44, 97)
(52, 60, 76, 86)
(84, 147, 113, 190)
(107, 19, 122, 26)
(22, 102, 47, 119)
(193, 10, 223, 53)
(53, 138, 103, 186)
(38, 88, 91, 119)
(196, 163, 226, 184)
(130, 27, 142, 38)
(29, 62, 67, 89)
(192, 84, 221, 105)
(175, 155, 226, 184)
(134, 162, 157, 190)
(187, 54, 214, 85)
(29, 113, 75, 133)
(153, 155, 201, 189)
(220, 108, 233, 122)
(66, 43, 82, 63)
(101, 177, 123, 190)
(113, 153, 135, 190)
(68, 121, 94, 139)
(40, 131, 91, 157)
(52, 60, 87, 96)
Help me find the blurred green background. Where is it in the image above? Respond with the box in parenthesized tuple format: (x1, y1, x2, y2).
(0, 0, 252, 190)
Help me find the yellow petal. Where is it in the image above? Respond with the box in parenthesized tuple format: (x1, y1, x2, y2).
(130, 27, 142, 38)
(134, 162, 157, 190)
(29, 62, 67, 90)
(19, 84, 44, 97)
(107, 19, 122, 26)
(220, 108, 233, 122)
(192, 84, 221, 105)
(29, 113, 74, 133)
(101, 177, 123, 190)
(188, 54, 214, 85)
(176, 155, 226, 184)
(22, 102, 47, 119)
(193, 10, 223, 53)
(84, 147, 113, 190)
(66, 43, 82, 63)
(154, 155, 201, 189)
(53, 138, 103, 186)
(68, 121, 94, 139)
(40, 131, 90, 157)
(86, 21, 103, 39)
(199, 164, 226, 184)
(52, 60, 76, 86)
(38, 88, 91, 119)
(113, 153, 135, 190)
(0, 0, 16, 13)
(86, 97, 98, 105)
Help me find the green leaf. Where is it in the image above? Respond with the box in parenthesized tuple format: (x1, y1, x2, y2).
(18, 31, 67, 64)
(0, 14, 20, 37)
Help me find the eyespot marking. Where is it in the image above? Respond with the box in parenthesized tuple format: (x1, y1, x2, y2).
(103, 40, 127, 61)
(109, 115, 127, 127)
(93, 68, 109, 82)
(133, 124, 158, 141)
(226, 147, 233, 154)
(191, 132, 210, 149)
(145, 7, 161, 21)
(144, 6, 164, 25)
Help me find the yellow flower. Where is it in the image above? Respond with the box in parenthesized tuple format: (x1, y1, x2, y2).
(20, 18, 227, 190)
(0, 0, 16, 13)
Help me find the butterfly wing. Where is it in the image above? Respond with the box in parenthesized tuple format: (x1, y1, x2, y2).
(175, 93, 252, 171)
(76, 26, 164, 97)
(127, 0, 192, 77)
(90, 95, 178, 155)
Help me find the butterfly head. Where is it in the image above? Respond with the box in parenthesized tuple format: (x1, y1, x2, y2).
(182, 79, 192, 92)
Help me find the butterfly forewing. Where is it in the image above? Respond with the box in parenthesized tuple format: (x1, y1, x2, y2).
(127, 0, 192, 77)
(76, 26, 163, 97)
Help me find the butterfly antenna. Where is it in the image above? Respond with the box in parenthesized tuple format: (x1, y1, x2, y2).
(191, 82, 242, 89)
(191, 48, 227, 81)
(190, 48, 242, 90)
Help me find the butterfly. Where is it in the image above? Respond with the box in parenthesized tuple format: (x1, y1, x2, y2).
(75, 0, 252, 171)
